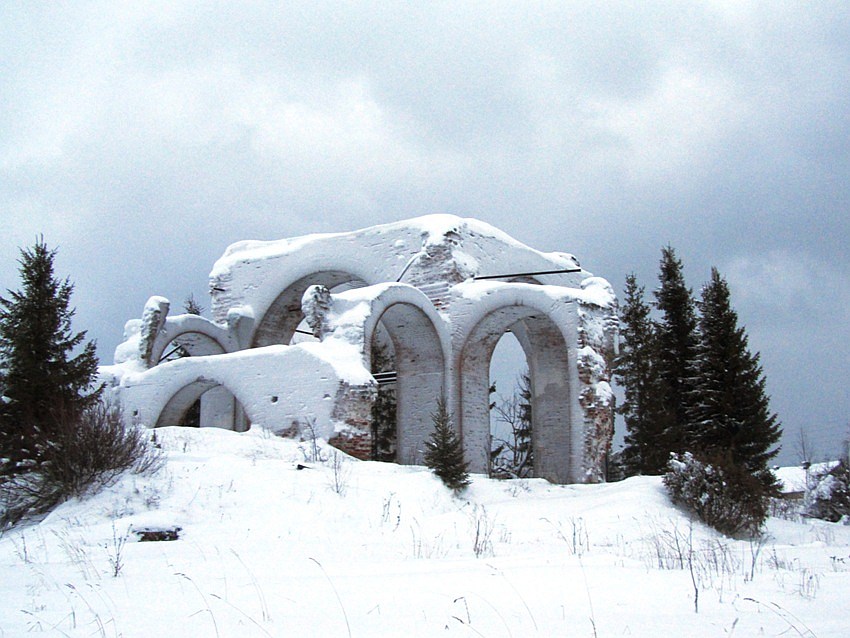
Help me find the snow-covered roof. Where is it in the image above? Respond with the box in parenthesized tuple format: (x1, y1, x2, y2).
(211, 214, 583, 281)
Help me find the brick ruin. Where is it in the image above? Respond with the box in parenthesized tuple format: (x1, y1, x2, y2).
(102, 215, 617, 484)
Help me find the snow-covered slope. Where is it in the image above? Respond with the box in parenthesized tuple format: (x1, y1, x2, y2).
(2, 428, 848, 637)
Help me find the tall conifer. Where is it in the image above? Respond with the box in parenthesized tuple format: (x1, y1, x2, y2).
(687, 268, 781, 490)
(370, 339, 397, 462)
(654, 246, 699, 455)
(616, 274, 670, 474)
(0, 239, 101, 474)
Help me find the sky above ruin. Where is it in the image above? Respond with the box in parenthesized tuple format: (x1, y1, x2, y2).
(2, 2, 849, 464)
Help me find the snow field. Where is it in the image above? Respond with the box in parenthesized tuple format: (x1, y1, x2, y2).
(1, 427, 849, 637)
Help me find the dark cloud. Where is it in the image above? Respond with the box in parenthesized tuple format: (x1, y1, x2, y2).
(2, 1, 849, 464)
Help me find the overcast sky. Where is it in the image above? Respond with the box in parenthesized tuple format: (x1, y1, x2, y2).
(2, 1, 849, 464)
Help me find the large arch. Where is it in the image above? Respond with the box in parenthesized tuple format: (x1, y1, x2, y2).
(358, 284, 450, 465)
(454, 285, 580, 484)
(252, 270, 370, 347)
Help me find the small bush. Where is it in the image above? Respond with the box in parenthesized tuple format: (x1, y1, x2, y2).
(804, 460, 850, 523)
(1, 402, 161, 528)
(664, 452, 769, 536)
(424, 397, 470, 491)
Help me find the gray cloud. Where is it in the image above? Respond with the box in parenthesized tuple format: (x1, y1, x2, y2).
(2, 1, 849, 464)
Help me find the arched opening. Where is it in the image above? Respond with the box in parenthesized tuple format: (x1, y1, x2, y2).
(155, 379, 247, 431)
(152, 332, 233, 429)
(489, 332, 533, 479)
(156, 331, 227, 364)
(460, 306, 572, 484)
(252, 271, 368, 347)
(368, 301, 446, 465)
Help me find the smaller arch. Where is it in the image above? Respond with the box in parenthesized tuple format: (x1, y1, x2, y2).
(352, 284, 451, 464)
(360, 284, 450, 369)
(252, 270, 370, 347)
(148, 315, 237, 366)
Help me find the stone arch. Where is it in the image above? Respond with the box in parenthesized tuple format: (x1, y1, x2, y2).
(146, 318, 242, 429)
(148, 315, 236, 366)
(455, 287, 579, 484)
(252, 269, 371, 347)
(155, 376, 249, 431)
(360, 284, 449, 465)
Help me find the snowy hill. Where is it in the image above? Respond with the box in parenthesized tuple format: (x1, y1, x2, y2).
(2, 428, 849, 637)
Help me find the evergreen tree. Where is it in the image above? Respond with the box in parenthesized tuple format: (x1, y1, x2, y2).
(654, 246, 699, 455)
(370, 339, 397, 462)
(615, 274, 670, 474)
(424, 397, 469, 491)
(156, 295, 205, 363)
(0, 239, 101, 475)
(686, 268, 781, 491)
(183, 293, 204, 315)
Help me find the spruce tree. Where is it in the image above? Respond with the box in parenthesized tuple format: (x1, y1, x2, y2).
(0, 239, 101, 475)
(370, 339, 397, 462)
(686, 268, 781, 491)
(654, 246, 699, 455)
(615, 274, 670, 474)
(424, 397, 469, 491)
(183, 293, 204, 315)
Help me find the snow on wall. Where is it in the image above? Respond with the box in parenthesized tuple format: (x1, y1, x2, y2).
(105, 343, 374, 442)
(104, 215, 617, 483)
(576, 277, 618, 483)
(208, 215, 587, 329)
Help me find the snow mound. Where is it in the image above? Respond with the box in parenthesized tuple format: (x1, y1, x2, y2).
(2, 429, 850, 637)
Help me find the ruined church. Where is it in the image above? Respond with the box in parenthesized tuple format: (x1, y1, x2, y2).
(101, 216, 617, 484)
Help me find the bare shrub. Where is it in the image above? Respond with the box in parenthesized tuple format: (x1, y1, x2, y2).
(469, 505, 495, 558)
(797, 567, 820, 599)
(298, 417, 328, 463)
(409, 518, 447, 559)
(379, 492, 401, 530)
(541, 516, 590, 557)
(641, 519, 743, 610)
(327, 450, 351, 496)
(105, 522, 130, 578)
(1, 402, 162, 528)
(769, 496, 802, 521)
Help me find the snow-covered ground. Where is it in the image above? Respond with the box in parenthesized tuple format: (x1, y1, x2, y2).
(2, 428, 848, 637)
